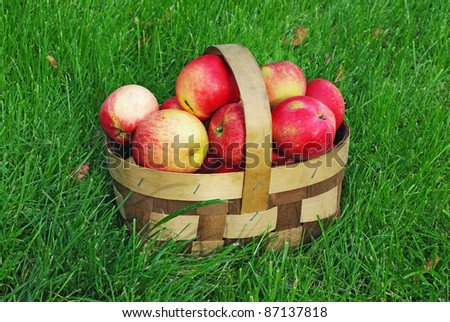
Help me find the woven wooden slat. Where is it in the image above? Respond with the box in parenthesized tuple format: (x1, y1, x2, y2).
(268, 226, 304, 250)
(224, 207, 278, 238)
(275, 202, 302, 230)
(300, 186, 339, 223)
(196, 213, 227, 241)
(149, 212, 199, 240)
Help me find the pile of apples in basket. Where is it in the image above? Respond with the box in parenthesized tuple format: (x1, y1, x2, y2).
(99, 53, 345, 173)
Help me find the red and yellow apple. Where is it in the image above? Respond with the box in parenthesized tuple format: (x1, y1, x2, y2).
(260, 61, 307, 109)
(306, 78, 345, 128)
(176, 54, 240, 120)
(160, 96, 184, 111)
(99, 84, 159, 144)
(208, 102, 246, 166)
(272, 96, 336, 161)
(132, 109, 209, 173)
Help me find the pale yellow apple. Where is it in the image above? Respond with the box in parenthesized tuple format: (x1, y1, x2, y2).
(261, 61, 307, 109)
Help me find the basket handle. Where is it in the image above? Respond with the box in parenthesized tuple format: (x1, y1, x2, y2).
(203, 44, 272, 214)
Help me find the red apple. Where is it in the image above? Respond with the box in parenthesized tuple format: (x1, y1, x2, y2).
(99, 84, 159, 144)
(260, 61, 307, 109)
(271, 150, 295, 167)
(132, 109, 209, 173)
(305, 78, 345, 128)
(208, 102, 245, 166)
(213, 163, 244, 173)
(196, 154, 224, 174)
(327, 143, 336, 153)
(160, 96, 184, 111)
(176, 54, 240, 120)
(272, 96, 336, 160)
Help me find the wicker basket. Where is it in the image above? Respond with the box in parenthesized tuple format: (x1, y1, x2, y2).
(105, 44, 350, 256)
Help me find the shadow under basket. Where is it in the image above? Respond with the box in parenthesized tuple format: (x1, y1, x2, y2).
(105, 44, 350, 257)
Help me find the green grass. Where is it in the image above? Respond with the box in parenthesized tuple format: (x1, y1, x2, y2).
(1, 0, 449, 302)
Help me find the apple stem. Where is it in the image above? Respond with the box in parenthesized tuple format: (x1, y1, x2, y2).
(318, 113, 326, 120)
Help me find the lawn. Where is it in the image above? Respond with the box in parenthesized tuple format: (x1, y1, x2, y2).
(1, 0, 449, 302)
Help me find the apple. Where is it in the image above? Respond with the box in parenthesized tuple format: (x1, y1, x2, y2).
(176, 54, 240, 120)
(272, 96, 336, 160)
(99, 84, 159, 144)
(196, 153, 223, 174)
(305, 78, 345, 128)
(132, 109, 209, 173)
(160, 96, 184, 111)
(213, 163, 244, 173)
(208, 102, 245, 166)
(260, 61, 307, 109)
(197, 152, 246, 174)
(271, 150, 295, 167)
